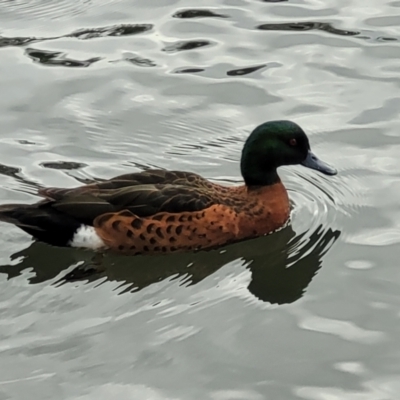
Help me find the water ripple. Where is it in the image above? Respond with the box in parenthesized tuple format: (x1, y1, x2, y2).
(0, 36, 38, 48)
(173, 67, 205, 74)
(121, 53, 157, 68)
(1, 0, 91, 19)
(0, 23, 153, 51)
(0, 0, 121, 20)
(68, 24, 153, 40)
(40, 161, 88, 170)
(173, 9, 228, 19)
(256, 21, 360, 37)
(226, 64, 267, 76)
(298, 314, 385, 344)
(25, 48, 101, 67)
(162, 39, 215, 53)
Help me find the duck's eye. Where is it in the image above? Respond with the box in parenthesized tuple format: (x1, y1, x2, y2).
(289, 138, 297, 146)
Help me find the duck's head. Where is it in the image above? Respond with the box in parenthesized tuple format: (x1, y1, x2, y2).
(241, 120, 337, 186)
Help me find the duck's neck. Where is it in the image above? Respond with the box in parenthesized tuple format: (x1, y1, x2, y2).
(243, 169, 280, 187)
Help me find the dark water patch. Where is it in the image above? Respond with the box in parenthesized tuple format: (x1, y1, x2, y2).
(173, 67, 205, 74)
(25, 48, 101, 67)
(0, 24, 153, 53)
(249, 226, 340, 304)
(59, 262, 105, 283)
(173, 9, 228, 19)
(227, 64, 267, 76)
(40, 161, 88, 170)
(376, 36, 398, 42)
(163, 40, 214, 53)
(356, 32, 398, 42)
(257, 22, 359, 36)
(122, 54, 157, 67)
(0, 163, 21, 179)
(0, 162, 42, 194)
(17, 139, 37, 145)
(67, 24, 153, 40)
(0, 35, 42, 48)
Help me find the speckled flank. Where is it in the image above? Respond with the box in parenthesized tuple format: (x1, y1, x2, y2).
(94, 182, 290, 254)
(94, 205, 239, 254)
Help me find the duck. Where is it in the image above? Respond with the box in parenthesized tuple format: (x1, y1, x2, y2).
(0, 120, 336, 254)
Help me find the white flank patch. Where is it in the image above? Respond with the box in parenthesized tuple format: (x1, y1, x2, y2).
(69, 225, 106, 250)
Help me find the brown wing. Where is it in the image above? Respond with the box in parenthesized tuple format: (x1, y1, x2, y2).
(36, 182, 218, 226)
(39, 169, 214, 200)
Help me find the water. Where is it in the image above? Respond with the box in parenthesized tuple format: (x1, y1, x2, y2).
(0, 0, 399, 398)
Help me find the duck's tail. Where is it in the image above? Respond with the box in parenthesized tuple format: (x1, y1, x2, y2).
(0, 203, 82, 246)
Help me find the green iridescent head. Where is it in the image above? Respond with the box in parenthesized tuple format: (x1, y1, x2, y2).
(240, 120, 336, 186)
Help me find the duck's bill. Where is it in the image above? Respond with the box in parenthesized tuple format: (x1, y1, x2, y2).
(301, 150, 337, 176)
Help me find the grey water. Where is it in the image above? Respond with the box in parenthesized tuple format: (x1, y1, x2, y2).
(0, 0, 399, 399)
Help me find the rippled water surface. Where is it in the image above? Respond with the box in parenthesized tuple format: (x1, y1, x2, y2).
(0, 0, 400, 398)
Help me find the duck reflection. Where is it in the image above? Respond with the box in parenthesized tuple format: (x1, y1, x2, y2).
(0, 224, 340, 305)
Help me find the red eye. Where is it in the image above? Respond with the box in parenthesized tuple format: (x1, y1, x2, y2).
(289, 138, 297, 146)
